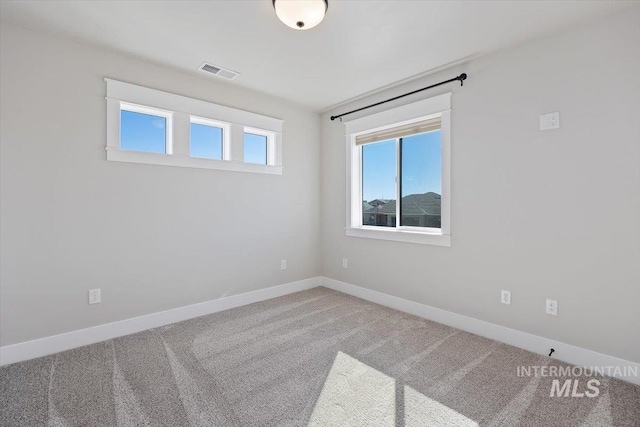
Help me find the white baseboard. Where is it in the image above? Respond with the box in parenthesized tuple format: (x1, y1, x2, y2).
(3, 275, 638, 386)
(0, 277, 319, 367)
(320, 276, 640, 385)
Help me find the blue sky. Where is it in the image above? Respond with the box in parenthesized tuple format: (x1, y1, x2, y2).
(121, 111, 267, 164)
(191, 123, 222, 159)
(362, 131, 441, 202)
(120, 110, 166, 153)
(244, 133, 267, 164)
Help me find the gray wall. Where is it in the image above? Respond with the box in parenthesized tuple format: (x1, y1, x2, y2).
(321, 9, 640, 363)
(2, 9, 639, 364)
(0, 24, 321, 346)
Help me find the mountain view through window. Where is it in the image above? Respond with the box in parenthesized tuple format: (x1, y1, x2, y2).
(362, 130, 441, 228)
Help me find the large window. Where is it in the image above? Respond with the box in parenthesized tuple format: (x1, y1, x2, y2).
(346, 93, 451, 246)
(360, 118, 442, 231)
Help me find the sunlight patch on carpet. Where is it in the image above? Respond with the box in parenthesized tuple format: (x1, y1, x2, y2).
(405, 385, 478, 427)
(308, 352, 395, 426)
(309, 351, 478, 427)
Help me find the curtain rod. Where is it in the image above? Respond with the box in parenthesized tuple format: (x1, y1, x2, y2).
(330, 73, 467, 121)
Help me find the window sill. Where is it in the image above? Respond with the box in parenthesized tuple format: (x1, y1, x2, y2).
(345, 227, 451, 247)
(106, 147, 282, 175)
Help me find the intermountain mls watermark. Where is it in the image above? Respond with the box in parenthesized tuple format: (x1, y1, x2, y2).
(516, 365, 638, 398)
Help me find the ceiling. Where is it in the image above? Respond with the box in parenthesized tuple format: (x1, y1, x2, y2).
(0, 1, 634, 111)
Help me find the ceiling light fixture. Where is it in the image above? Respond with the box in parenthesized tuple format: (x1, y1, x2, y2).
(273, 0, 328, 30)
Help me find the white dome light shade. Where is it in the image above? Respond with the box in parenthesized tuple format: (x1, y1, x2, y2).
(273, 0, 328, 30)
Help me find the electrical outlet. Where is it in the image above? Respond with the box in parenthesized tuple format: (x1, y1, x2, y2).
(546, 299, 558, 316)
(89, 289, 101, 305)
(342, 258, 348, 269)
(280, 259, 287, 270)
(540, 112, 560, 130)
(501, 290, 511, 305)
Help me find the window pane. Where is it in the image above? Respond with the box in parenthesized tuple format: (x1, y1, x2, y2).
(400, 131, 442, 228)
(244, 133, 268, 164)
(120, 110, 166, 153)
(362, 139, 396, 227)
(190, 123, 223, 159)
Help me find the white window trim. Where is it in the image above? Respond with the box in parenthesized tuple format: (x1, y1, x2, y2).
(344, 93, 452, 247)
(105, 78, 283, 175)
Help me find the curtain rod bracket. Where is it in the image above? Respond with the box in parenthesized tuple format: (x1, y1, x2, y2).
(330, 72, 468, 121)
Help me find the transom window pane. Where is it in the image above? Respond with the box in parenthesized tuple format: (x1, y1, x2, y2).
(362, 139, 396, 227)
(400, 131, 442, 228)
(120, 109, 166, 153)
(244, 133, 268, 164)
(191, 122, 223, 160)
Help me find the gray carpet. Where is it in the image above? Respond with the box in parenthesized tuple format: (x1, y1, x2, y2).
(1, 287, 638, 426)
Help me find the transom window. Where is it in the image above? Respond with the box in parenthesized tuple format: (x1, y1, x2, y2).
(190, 117, 228, 160)
(120, 103, 172, 154)
(244, 132, 268, 164)
(106, 79, 283, 175)
(243, 127, 275, 165)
